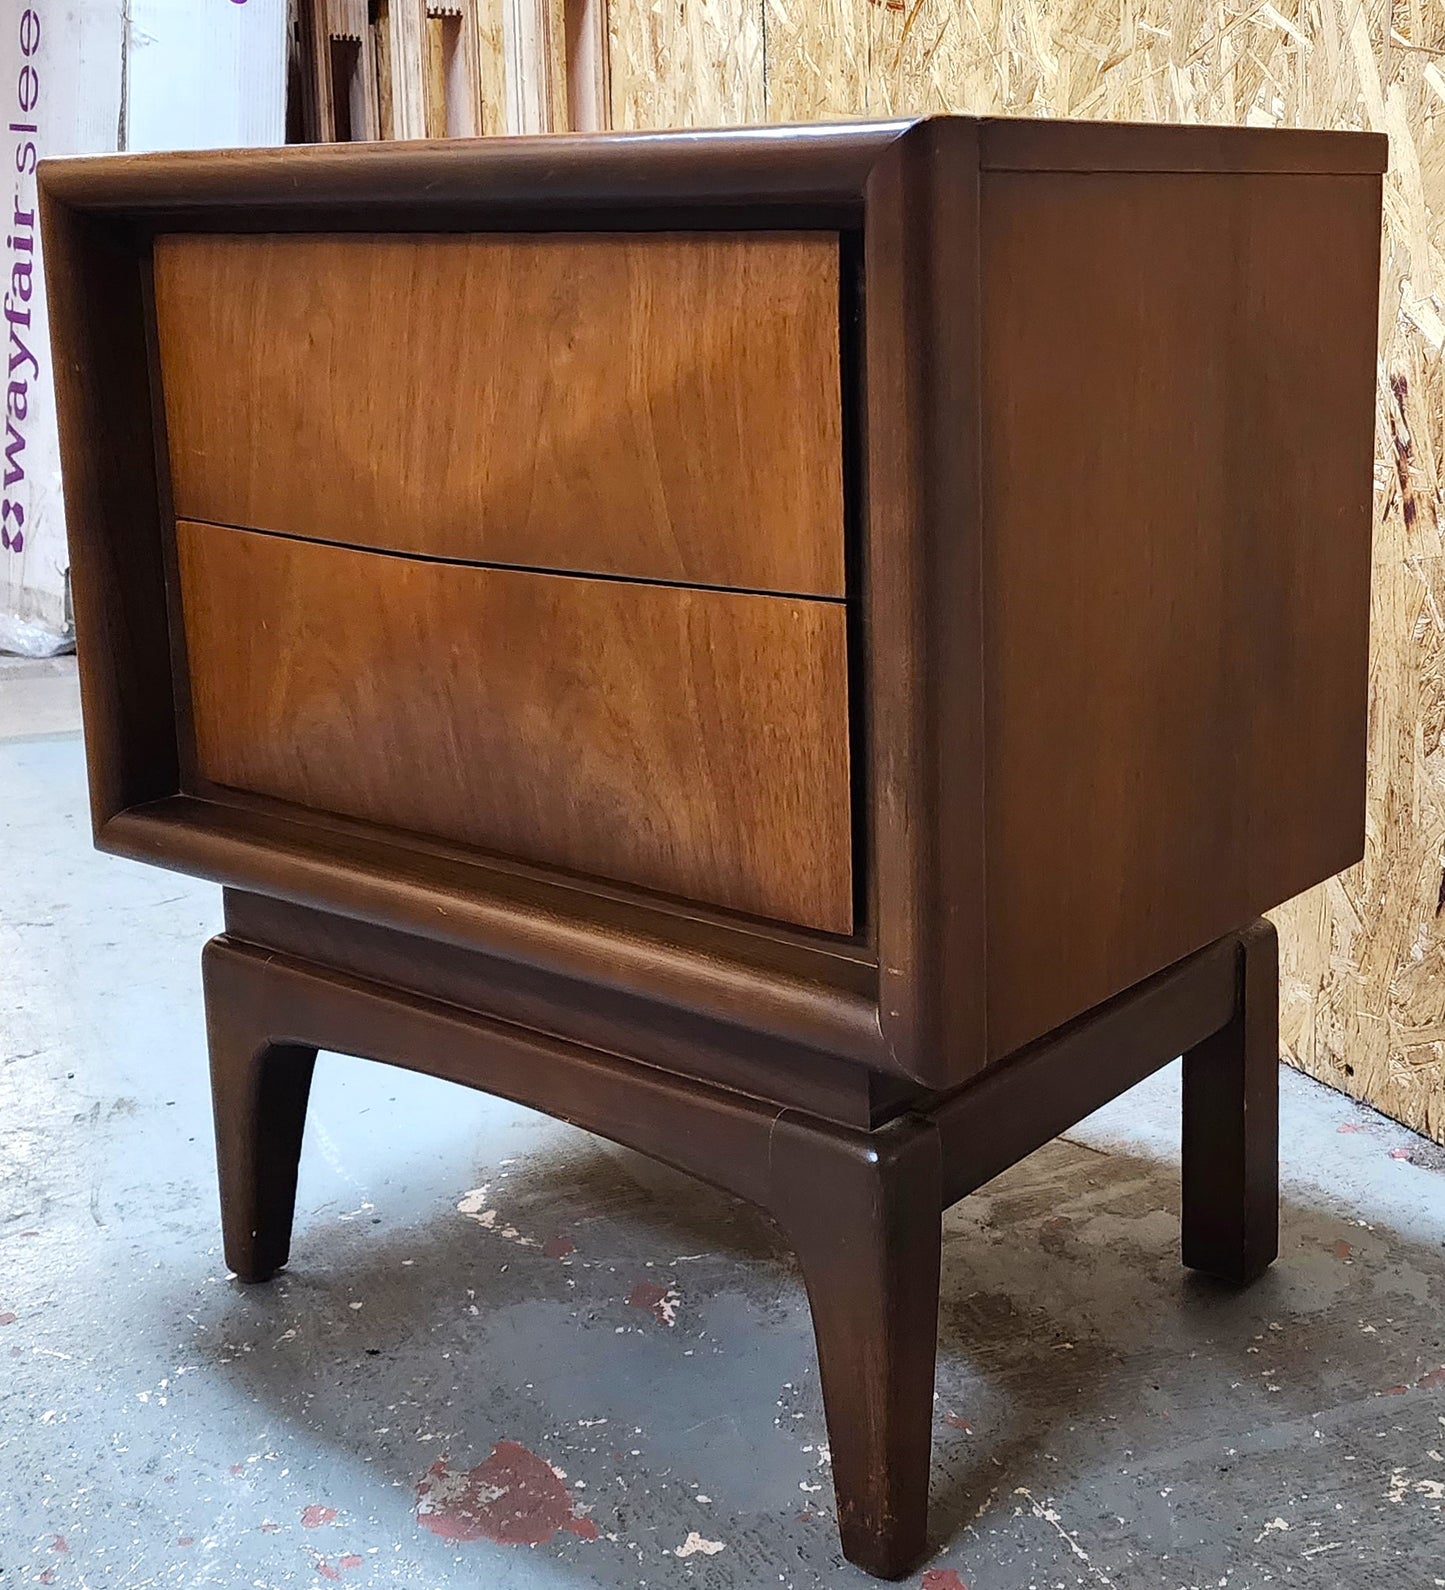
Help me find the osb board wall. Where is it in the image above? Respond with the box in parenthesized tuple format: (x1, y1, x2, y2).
(607, 0, 762, 126)
(607, 0, 1445, 1144)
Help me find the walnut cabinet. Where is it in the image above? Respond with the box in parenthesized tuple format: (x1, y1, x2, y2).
(41, 118, 1384, 1577)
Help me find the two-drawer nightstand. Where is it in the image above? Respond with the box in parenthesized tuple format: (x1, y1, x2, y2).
(40, 117, 1384, 1577)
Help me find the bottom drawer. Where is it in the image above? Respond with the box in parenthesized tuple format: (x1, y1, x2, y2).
(174, 521, 855, 934)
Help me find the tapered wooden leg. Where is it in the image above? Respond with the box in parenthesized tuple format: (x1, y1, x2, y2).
(1181, 919, 1279, 1283)
(769, 1112, 942, 1579)
(202, 940, 317, 1283)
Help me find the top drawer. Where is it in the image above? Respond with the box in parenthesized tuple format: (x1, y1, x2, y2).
(152, 231, 846, 597)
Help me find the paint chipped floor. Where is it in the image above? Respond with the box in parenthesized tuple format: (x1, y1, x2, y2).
(3, 674, 1445, 1590)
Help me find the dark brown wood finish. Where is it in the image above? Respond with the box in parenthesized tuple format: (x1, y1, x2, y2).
(1182, 919, 1281, 1282)
(980, 169, 1382, 1057)
(40, 117, 1386, 1089)
(977, 117, 1386, 173)
(934, 934, 1240, 1207)
(42, 118, 1383, 1579)
(203, 917, 1268, 1578)
(39, 205, 177, 828)
(37, 119, 1384, 227)
(106, 797, 888, 1066)
(862, 117, 991, 1086)
(768, 1110, 942, 1575)
(221, 891, 915, 1128)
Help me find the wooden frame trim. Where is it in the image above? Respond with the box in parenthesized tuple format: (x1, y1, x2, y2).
(862, 119, 987, 1083)
(201, 919, 1245, 1209)
(221, 889, 918, 1128)
(39, 123, 932, 1074)
(978, 118, 1388, 175)
(37, 122, 913, 225)
(38, 119, 1384, 220)
(105, 798, 884, 1065)
(39, 201, 178, 824)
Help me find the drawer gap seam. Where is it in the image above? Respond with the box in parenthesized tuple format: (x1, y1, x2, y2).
(175, 515, 852, 604)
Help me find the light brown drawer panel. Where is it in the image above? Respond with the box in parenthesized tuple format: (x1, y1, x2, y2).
(153, 232, 845, 597)
(174, 521, 854, 934)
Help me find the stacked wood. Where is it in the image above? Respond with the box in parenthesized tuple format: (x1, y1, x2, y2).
(295, 0, 606, 137)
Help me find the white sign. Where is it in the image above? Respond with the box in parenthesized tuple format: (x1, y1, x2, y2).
(0, 0, 285, 656)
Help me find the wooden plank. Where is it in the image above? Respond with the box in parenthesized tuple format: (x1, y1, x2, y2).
(372, 0, 397, 138)
(153, 230, 845, 597)
(607, 0, 762, 129)
(175, 521, 855, 933)
(472, 0, 508, 133)
(420, 2, 483, 136)
(505, 0, 567, 132)
(564, 0, 610, 131)
(385, 0, 428, 138)
(980, 169, 1381, 1058)
(304, 0, 337, 140)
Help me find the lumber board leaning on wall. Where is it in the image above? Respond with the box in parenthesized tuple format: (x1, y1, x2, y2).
(604, 0, 1445, 1144)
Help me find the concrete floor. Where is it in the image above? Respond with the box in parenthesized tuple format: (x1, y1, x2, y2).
(2, 662, 1444, 1590)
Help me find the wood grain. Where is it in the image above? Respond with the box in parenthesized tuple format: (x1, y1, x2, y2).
(45, 122, 1381, 1098)
(153, 231, 845, 596)
(174, 521, 854, 933)
(980, 170, 1380, 1057)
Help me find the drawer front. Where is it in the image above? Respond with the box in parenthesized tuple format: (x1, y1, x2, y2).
(175, 521, 854, 934)
(154, 232, 845, 597)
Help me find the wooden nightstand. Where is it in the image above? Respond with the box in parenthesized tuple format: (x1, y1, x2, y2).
(40, 117, 1384, 1577)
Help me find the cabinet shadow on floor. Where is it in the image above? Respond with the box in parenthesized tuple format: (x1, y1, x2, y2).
(187, 1107, 1445, 1584)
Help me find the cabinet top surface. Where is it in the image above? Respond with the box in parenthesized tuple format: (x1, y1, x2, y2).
(38, 116, 1388, 218)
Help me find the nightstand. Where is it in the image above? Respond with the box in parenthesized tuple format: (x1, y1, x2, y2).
(41, 117, 1384, 1576)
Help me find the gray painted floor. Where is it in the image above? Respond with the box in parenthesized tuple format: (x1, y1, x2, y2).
(2, 671, 1444, 1590)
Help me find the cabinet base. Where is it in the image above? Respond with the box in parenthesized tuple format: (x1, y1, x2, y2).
(203, 917, 1278, 1578)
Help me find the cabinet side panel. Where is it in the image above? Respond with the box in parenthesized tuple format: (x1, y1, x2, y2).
(982, 170, 1380, 1058)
